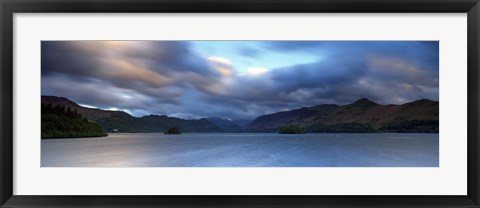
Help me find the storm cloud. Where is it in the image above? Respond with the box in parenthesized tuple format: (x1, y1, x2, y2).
(41, 41, 439, 119)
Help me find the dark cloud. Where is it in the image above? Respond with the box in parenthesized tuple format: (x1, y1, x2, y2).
(271, 57, 368, 92)
(41, 41, 228, 100)
(42, 41, 439, 120)
(263, 41, 326, 51)
(251, 41, 439, 105)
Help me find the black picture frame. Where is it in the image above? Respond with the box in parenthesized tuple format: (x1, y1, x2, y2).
(1, 0, 479, 207)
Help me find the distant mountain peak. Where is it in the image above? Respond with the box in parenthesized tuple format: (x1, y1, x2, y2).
(207, 117, 232, 121)
(350, 98, 378, 107)
(42, 95, 79, 106)
(143, 114, 168, 118)
(402, 98, 438, 108)
(354, 97, 375, 103)
(411, 98, 435, 103)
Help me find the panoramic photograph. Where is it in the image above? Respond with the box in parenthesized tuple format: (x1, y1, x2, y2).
(41, 41, 439, 167)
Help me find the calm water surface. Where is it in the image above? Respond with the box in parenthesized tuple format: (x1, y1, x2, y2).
(41, 133, 438, 167)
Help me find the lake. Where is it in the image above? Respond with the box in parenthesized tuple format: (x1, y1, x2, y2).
(41, 133, 439, 167)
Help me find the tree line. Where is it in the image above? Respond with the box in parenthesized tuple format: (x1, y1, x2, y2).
(41, 104, 107, 138)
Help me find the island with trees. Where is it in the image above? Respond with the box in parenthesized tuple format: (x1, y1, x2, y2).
(278, 125, 306, 134)
(164, 127, 182, 134)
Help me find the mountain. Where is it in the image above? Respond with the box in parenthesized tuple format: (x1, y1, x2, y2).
(206, 117, 242, 132)
(248, 98, 439, 133)
(248, 104, 339, 130)
(41, 95, 130, 120)
(232, 119, 252, 128)
(205, 117, 253, 132)
(42, 96, 438, 134)
(42, 96, 220, 133)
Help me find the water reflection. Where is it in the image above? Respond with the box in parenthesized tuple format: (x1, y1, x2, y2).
(41, 133, 439, 167)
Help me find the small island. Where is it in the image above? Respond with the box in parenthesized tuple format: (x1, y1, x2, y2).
(164, 127, 182, 134)
(278, 125, 305, 134)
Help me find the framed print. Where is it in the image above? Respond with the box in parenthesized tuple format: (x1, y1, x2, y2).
(1, 0, 479, 207)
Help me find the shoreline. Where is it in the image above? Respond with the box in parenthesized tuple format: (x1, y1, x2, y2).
(41, 132, 439, 140)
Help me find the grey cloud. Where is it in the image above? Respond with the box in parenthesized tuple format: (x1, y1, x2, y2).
(42, 41, 439, 120)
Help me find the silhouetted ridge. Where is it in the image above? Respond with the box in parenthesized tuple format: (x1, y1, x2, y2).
(42, 95, 439, 134)
(349, 98, 379, 107)
(248, 98, 438, 133)
(42, 95, 220, 133)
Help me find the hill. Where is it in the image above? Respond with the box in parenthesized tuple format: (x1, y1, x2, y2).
(42, 96, 220, 133)
(248, 98, 438, 133)
(206, 117, 243, 132)
(41, 103, 107, 138)
(42, 96, 439, 134)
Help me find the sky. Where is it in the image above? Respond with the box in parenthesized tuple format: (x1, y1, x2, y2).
(41, 41, 439, 120)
